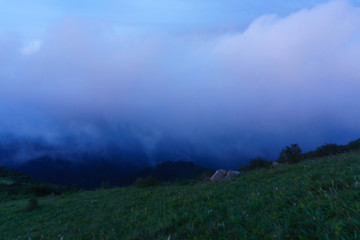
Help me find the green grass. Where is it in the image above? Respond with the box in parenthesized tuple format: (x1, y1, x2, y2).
(2, 152, 360, 239)
(0, 177, 14, 185)
(0, 167, 75, 201)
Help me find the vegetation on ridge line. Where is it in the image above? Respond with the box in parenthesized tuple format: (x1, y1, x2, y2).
(0, 167, 78, 201)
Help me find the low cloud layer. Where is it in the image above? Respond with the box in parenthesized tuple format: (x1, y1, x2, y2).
(1, 1, 360, 168)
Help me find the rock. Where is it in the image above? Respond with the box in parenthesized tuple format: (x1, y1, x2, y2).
(210, 169, 239, 182)
(210, 169, 227, 182)
(224, 170, 240, 180)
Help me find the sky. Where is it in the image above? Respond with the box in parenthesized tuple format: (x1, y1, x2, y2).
(1, 0, 360, 168)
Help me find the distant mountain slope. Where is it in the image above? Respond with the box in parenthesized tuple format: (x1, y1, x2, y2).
(0, 166, 71, 198)
(0, 166, 36, 185)
(9, 156, 144, 189)
(0, 136, 211, 189)
(134, 161, 210, 182)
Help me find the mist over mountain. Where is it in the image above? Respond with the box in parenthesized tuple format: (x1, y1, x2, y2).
(0, 133, 223, 188)
(2, 1, 360, 238)
(1, 1, 360, 185)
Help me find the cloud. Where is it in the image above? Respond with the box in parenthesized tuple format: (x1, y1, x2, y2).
(20, 40, 42, 55)
(1, 1, 360, 167)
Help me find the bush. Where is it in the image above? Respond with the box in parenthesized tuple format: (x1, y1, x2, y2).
(278, 144, 302, 164)
(27, 198, 38, 211)
(25, 185, 64, 196)
(344, 138, 360, 152)
(316, 143, 344, 157)
(134, 176, 159, 188)
(249, 157, 272, 169)
(239, 157, 272, 171)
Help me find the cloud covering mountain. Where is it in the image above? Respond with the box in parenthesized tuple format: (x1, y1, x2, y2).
(1, 1, 360, 168)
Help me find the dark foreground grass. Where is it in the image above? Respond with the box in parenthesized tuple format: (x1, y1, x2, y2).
(2, 152, 360, 239)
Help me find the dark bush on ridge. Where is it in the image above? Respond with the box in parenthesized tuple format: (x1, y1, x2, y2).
(249, 157, 272, 169)
(302, 139, 360, 160)
(239, 157, 272, 171)
(278, 144, 302, 164)
(25, 185, 66, 196)
(344, 139, 360, 152)
(316, 143, 344, 157)
(134, 176, 159, 188)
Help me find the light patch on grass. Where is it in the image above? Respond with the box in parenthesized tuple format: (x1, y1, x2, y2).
(0, 178, 14, 185)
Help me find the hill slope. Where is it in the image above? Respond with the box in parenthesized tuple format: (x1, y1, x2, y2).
(2, 152, 360, 239)
(0, 167, 73, 200)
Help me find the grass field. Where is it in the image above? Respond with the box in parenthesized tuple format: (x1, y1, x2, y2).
(0, 178, 14, 185)
(1, 152, 360, 239)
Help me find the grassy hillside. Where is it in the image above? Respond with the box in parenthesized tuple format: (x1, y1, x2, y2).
(0, 167, 75, 201)
(2, 152, 360, 239)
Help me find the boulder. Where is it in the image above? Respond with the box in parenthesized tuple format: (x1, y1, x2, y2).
(210, 169, 239, 182)
(210, 169, 227, 182)
(224, 170, 240, 180)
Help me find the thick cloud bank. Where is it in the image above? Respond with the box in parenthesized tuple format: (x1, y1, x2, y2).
(1, 1, 360, 168)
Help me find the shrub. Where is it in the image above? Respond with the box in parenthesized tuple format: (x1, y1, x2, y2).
(25, 185, 62, 196)
(249, 157, 272, 169)
(27, 198, 38, 211)
(278, 144, 302, 164)
(344, 138, 360, 152)
(316, 143, 344, 157)
(134, 176, 159, 188)
(239, 157, 272, 171)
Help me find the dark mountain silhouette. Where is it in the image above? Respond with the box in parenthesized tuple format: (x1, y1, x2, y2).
(133, 161, 209, 182)
(8, 156, 145, 189)
(0, 136, 150, 189)
(0, 136, 214, 189)
(0, 165, 75, 197)
(0, 166, 37, 184)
